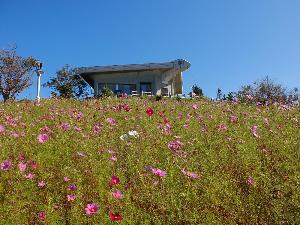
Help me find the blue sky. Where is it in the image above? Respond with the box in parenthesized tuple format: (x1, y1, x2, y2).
(1, 0, 300, 99)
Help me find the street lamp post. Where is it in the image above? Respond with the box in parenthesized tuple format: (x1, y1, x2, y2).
(34, 61, 43, 103)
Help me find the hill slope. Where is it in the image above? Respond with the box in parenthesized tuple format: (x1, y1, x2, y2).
(0, 98, 299, 224)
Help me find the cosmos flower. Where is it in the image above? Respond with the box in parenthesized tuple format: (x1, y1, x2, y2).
(146, 166, 167, 177)
(128, 130, 139, 137)
(217, 123, 227, 131)
(37, 134, 49, 143)
(38, 181, 46, 187)
(60, 122, 71, 130)
(67, 194, 76, 202)
(38, 211, 47, 221)
(181, 169, 200, 179)
(109, 175, 120, 187)
(85, 203, 99, 216)
(0, 125, 5, 134)
(246, 176, 255, 186)
(24, 173, 35, 179)
(68, 184, 77, 191)
(168, 139, 184, 152)
(146, 107, 154, 117)
(18, 162, 27, 172)
(1, 160, 12, 171)
(106, 118, 117, 126)
(112, 190, 123, 199)
(251, 126, 259, 138)
(192, 104, 198, 109)
(109, 211, 122, 221)
(64, 176, 70, 182)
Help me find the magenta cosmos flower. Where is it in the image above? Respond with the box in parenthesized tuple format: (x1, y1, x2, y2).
(109, 175, 120, 187)
(109, 211, 122, 221)
(37, 134, 49, 143)
(38, 211, 47, 221)
(1, 160, 12, 171)
(146, 107, 154, 117)
(85, 203, 99, 215)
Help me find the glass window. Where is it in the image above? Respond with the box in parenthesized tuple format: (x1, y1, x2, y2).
(140, 82, 152, 93)
(119, 84, 136, 95)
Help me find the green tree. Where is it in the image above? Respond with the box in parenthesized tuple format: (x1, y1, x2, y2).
(0, 46, 37, 102)
(191, 84, 204, 97)
(44, 65, 89, 98)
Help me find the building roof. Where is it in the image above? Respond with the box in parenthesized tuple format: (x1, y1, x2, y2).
(77, 59, 191, 86)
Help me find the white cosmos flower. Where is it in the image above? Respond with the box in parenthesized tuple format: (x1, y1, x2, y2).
(128, 130, 139, 138)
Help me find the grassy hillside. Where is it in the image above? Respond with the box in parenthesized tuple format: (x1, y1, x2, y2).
(0, 98, 299, 224)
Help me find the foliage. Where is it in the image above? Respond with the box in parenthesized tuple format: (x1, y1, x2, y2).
(0, 46, 37, 102)
(0, 98, 299, 224)
(98, 85, 114, 98)
(44, 65, 89, 99)
(191, 84, 204, 97)
(236, 76, 299, 104)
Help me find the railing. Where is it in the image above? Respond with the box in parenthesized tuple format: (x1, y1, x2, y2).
(141, 91, 152, 96)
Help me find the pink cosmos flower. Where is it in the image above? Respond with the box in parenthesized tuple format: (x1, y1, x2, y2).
(106, 118, 116, 126)
(246, 176, 254, 186)
(181, 169, 200, 179)
(64, 176, 70, 182)
(110, 155, 117, 161)
(1, 160, 12, 171)
(151, 168, 167, 177)
(74, 126, 82, 132)
(251, 126, 259, 138)
(0, 125, 5, 134)
(38, 211, 46, 221)
(109, 175, 120, 187)
(218, 123, 227, 131)
(112, 190, 123, 199)
(24, 173, 35, 179)
(146, 107, 154, 117)
(67, 194, 76, 202)
(168, 139, 184, 152)
(40, 126, 50, 132)
(37, 134, 49, 143)
(146, 166, 167, 177)
(18, 162, 27, 172)
(85, 203, 99, 215)
(60, 122, 71, 130)
(38, 181, 46, 187)
(192, 104, 198, 109)
(92, 123, 102, 134)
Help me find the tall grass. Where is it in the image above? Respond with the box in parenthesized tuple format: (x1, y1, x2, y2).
(0, 98, 299, 224)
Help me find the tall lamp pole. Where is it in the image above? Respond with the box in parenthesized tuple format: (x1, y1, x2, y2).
(34, 61, 43, 103)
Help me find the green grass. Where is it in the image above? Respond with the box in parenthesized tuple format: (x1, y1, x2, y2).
(0, 97, 299, 224)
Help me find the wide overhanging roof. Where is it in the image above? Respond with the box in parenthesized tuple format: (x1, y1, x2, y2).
(78, 59, 191, 86)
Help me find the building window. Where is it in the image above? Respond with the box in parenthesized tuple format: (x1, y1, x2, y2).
(140, 82, 152, 94)
(119, 84, 137, 95)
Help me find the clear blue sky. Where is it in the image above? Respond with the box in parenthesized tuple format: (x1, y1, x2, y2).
(1, 0, 300, 99)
